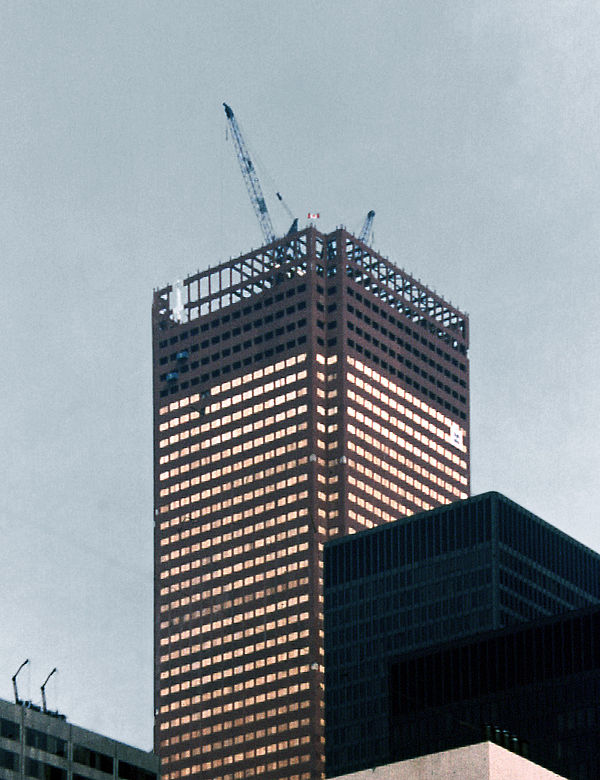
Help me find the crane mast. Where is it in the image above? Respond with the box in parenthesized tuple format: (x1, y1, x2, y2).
(223, 103, 276, 245)
(359, 210, 375, 244)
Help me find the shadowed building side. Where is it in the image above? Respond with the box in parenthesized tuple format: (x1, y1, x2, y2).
(324, 492, 600, 776)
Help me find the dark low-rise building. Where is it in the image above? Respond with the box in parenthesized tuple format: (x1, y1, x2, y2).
(389, 604, 600, 780)
(324, 492, 600, 776)
(0, 697, 158, 780)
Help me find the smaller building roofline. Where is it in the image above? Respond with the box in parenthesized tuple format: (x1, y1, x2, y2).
(324, 491, 600, 563)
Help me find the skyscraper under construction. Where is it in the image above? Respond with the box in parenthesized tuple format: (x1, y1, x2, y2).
(152, 225, 470, 780)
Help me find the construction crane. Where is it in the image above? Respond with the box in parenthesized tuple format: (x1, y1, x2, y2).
(358, 210, 375, 244)
(223, 103, 297, 244)
(41, 668, 57, 712)
(12, 659, 29, 704)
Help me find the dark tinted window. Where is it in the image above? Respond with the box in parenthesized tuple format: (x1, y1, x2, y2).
(118, 760, 156, 780)
(26, 729, 67, 758)
(0, 717, 19, 740)
(25, 758, 67, 780)
(73, 745, 113, 775)
(0, 747, 19, 772)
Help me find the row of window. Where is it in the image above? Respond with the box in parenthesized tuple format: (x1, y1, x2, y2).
(166, 736, 312, 768)
(159, 303, 309, 367)
(346, 278, 466, 355)
(158, 435, 308, 490)
(348, 318, 467, 395)
(348, 338, 466, 419)
(158, 325, 200, 349)
(161, 513, 308, 564)
(499, 503, 600, 596)
(326, 510, 493, 590)
(157, 285, 309, 350)
(163, 756, 311, 780)
(348, 355, 464, 438)
(159, 624, 313, 665)
(159, 675, 312, 718)
(159, 390, 307, 455)
(160, 454, 307, 502)
(159, 547, 311, 607)
(159, 474, 309, 529)
(159, 354, 307, 417)
(349, 441, 462, 502)
(160, 602, 312, 650)
(161, 517, 309, 564)
(348, 458, 458, 514)
(159, 556, 310, 613)
(163, 714, 314, 750)
(347, 302, 465, 373)
(161, 385, 307, 435)
(327, 576, 492, 632)
(167, 737, 313, 770)
(347, 421, 466, 498)
(499, 571, 589, 616)
(159, 532, 310, 584)
(159, 403, 307, 453)
(160, 575, 309, 621)
(348, 390, 466, 471)
(159, 338, 308, 397)
(161, 666, 312, 709)
(0, 750, 152, 780)
(348, 404, 464, 472)
(160, 642, 311, 689)
(161, 578, 313, 637)
(500, 549, 597, 606)
(160, 459, 308, 500)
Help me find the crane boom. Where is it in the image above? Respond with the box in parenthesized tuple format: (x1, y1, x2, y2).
(41, 667, 57, 712)
(223, 103, 276, 245)
(12, 659, 29, 704)
(359, 210, 375, 244)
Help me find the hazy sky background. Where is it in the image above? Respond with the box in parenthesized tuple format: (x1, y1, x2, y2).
(1, 0, 599, 751)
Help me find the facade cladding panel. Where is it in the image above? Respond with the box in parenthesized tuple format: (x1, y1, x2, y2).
(152, 227, 470, 780)
(389, 605, 600, 780)
(323, 492, 600, 776)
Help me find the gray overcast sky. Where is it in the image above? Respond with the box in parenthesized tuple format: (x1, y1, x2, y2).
(1, 0, 599, 751)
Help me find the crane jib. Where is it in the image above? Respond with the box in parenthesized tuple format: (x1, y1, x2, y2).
(223, 102, 278, 245)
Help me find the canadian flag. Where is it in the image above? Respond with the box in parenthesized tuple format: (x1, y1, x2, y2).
(307, 212, 320, 219)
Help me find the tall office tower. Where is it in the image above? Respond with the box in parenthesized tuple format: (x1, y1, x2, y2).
(152, 226, 470, 780)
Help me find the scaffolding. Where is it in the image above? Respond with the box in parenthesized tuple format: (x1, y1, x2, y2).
(153, 227, 468, 350)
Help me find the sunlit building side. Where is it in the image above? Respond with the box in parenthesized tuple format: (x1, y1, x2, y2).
(152, 226, 469, 780)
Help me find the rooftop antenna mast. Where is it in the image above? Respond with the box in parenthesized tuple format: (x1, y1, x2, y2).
(12, 659, 29, 704)
(41, 668, 57, 712)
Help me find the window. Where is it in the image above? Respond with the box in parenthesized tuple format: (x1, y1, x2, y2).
(26, 729, 67, 758)
(0, 717, 19, 740)
(73, 746, 113, 775)
(25, 758, 67, 780)
(0, 747, 18, 773)
(118, 760, 157, 780)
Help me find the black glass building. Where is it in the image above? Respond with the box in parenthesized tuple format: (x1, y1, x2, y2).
(390, 604, 600, 780)
(323, 491, 600, 776)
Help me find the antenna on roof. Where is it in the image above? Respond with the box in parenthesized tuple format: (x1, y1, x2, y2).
(41, 668, 57, 712)
(12, 659, 29, 704)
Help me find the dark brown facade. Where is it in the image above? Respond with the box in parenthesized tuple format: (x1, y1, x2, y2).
(152, 227, 470, 780)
